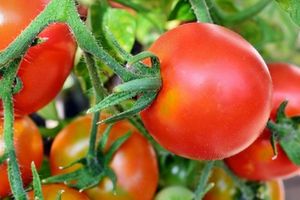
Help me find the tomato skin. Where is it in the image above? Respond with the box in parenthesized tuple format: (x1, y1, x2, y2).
(268, 63, 300, 118)
(225, 129, 299, 180)
(140, 23, 272, 160)
(204, 168, 236, 200)
(50, 115, 158, 200)
(225, 63, 300, 181)
(28, 184, 90, 200)
(204, 168, 285, 200)
(0, 117, 44, 198)
(0, 0, 76, 116)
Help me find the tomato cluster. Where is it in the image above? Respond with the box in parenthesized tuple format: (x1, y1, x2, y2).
(2, 0, 300, 200)
(0, 0, 76, 116)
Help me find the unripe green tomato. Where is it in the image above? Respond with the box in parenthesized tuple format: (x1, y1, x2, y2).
(155, 186, 194, 200)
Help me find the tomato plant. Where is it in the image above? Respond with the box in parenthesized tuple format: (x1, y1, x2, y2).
(49, 115, 158, 200)
(2, 0, 300, 199)
(0, 0, 76, 116)
(27, 184, 90, 200)
(140, 22, 272, 160)
(225, 63, 300, 180)
(0, 117, 43, 198)
(204, 168, 285, 200)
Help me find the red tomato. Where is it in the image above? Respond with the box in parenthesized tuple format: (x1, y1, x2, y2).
(50, 115, 158, 200)
(204, 167, 285, 200)
(0, 0, 76, 116)
(225, 63, 300, 180)
(140, 23, 272, 160)
(269, 63, 300, 118)
(28, 184, 90, 200)
(0, 117, 43, 198)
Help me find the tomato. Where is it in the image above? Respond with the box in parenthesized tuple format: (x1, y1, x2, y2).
(28, 184, 90, 200)
(225, 63, 300, 180)
(0, 0, 76, 116)
(268, 63, 300, 118)
(50, 115, 158, 200)
(159, 155, 203, 189)
(154, 186, 194, 200)
(204, 168, 285, 200)
(0, 117, 43, 198)
(140, 22, 272, 160)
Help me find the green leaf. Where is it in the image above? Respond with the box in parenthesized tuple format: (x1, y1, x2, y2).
(104, 8, 137, 53)
(38, 101, 59, 120)
(168, 0, 195, 21)
(98, 124, 114, 152)
(87, 91, 138, 113)
(280, 132, 300, 165)
(100, 92, 157, 124)
(38, 158, 52, 180)
(104, 131, 131, 164)
(113, 77, 161, 93)
(276, 0, 300, 26)
(267, 101, 300, 165)
(31, 162, 44, 200)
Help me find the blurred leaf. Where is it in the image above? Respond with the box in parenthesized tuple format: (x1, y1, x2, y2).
(276, 0, 300, 26)
(215, 0, 239, 13)
(74, 58, 92, 92)
(38, 101, 59, 120)
(38, 158, 52, 180)
(168, 0, 195, 21)
(39, 125, 62, 138)
(136, 12, 164, 47)
(104, 8, 137, 53)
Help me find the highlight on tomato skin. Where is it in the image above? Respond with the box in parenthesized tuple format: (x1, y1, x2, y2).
(0, 117, 44, 198)
(140, 22, 273, 161)
(225, 63, 300, 181)
(49, 115, 158, 200)
(0, 0, 77, 116)
(27, 184, 90, 200)
(203, 167, 285, 200)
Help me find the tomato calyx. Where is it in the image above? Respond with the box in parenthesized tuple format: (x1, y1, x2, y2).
(267, 101, 300, 165)
(87, 51, 162, 124)
(43, 126, 131, 192)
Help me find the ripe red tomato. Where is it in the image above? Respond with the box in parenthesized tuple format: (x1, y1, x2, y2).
(225, 63, 300, 180)
(204, 167, 285, 200)
(140, 22, 272, 160)
(0, 0, 76, 116)
(0, 117, 43, 198)
(50, 115, 158, 200)
(269, 63, 300, 118)
(28, 184, 90, 200)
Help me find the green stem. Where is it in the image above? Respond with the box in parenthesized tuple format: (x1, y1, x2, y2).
(223, 0, 271, 24)
(189, 0, 213, 23)
(194, 161, 214, 200)
(0, 0, 134, 82)
(83, 52, 106, 157)
(65, 1, 136, 81)
(216, 161, 254, 200)
(0, 59, 27, 200)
